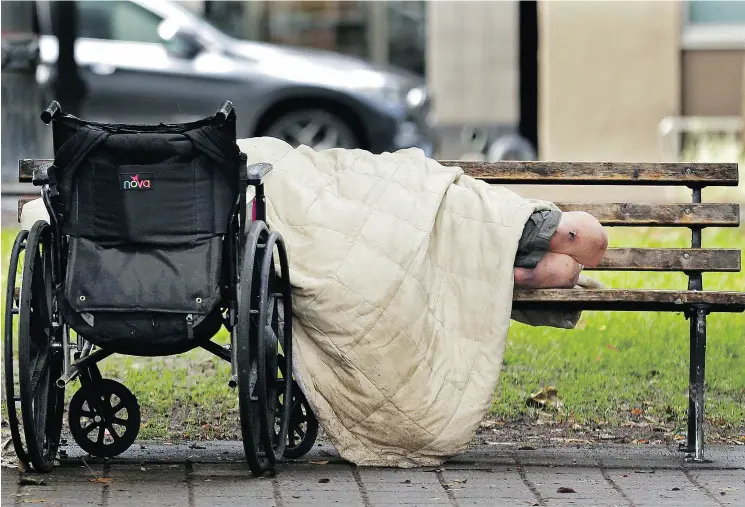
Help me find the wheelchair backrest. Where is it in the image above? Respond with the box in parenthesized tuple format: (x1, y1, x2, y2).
(49, 113, 241, 247)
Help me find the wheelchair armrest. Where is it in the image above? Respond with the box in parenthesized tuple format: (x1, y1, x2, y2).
(246, 162, 273, 186)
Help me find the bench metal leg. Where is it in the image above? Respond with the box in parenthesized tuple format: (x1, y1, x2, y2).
(683, 307, 708, 462)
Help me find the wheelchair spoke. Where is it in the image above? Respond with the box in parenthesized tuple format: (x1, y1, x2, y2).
(96, 426, 105, 444)
(106, 425, 121, 442)
(112, 416, 128, 425)
(82, 422, 98, 436)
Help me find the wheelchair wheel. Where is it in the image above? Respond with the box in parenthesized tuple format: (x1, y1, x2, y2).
(236, 221, 294, 476)
(276, 357, 319, 460)
(4, 229, 31, 466)
(68, 377, 141, 458)
(18, 221, 65, 472)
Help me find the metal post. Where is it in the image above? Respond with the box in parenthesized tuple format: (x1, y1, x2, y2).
(255, 184, 266, 223)
(687, 307, 708, 462)
(682, 185, 708, 461)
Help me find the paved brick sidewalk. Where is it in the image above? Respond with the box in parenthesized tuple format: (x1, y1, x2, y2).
(2, 442, 744, 506)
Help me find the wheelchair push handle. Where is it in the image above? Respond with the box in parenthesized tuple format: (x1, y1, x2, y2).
(40, 100, 62, 125)
(215, 100, 234, 124)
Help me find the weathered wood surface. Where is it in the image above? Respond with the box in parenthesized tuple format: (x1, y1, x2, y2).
(22, 159, 741, 187)
(438, 160, 740, 186)
(593, 248, 741, 272)
(555, 203, 740, 227)
(18, 159, 53, 182)
(513, 289, 745, 312)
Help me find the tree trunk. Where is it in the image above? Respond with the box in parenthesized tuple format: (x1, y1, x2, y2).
(50, 1, 87, 116)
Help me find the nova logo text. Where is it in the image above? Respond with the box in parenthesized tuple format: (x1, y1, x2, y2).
(120, 173, 153, 190)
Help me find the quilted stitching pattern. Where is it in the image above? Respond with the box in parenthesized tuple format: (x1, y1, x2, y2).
(239, 138, 574, 467)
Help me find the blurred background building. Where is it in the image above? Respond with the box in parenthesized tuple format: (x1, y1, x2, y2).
(2, 0, 744, 193)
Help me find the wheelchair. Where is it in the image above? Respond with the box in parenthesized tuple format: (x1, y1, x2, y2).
(4, 100, 319, 475)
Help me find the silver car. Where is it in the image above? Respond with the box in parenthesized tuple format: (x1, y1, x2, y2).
(35, 0, 435, 155)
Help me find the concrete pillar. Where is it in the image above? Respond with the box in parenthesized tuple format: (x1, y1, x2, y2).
(538, 0, 681, 162)
(427, 0, 518, 125)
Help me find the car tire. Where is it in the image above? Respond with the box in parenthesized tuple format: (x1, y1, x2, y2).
(262, 109, 360, 151)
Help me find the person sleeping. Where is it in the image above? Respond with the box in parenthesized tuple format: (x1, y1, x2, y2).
(514, 208, 608, 289)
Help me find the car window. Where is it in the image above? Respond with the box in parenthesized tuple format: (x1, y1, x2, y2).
(78, 1, 164, 43)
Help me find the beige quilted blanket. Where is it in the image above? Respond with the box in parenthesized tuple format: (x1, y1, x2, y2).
(237, 138, 581, 467)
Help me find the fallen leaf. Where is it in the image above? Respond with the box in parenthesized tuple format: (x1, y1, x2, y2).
(188, 443, 206, 450)
(318, 478, 330, 484)
(631, 408, 643, 416)
(310, 460, 329, 465)
(402, 479, 411, 484)
(443, 479, 467, 488)
(557, 487, 576, 493)
(671, 487, 680, 491)
(527, 386, 564, 411)
(89, 477, 113, 484)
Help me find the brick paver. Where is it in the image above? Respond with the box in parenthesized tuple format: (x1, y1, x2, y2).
(2, 443, 743, 507)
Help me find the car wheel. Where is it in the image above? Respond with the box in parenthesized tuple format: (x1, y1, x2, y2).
(262, 109, 360, 150)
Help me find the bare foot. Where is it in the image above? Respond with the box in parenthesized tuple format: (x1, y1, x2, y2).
(548, 211, 608, 267)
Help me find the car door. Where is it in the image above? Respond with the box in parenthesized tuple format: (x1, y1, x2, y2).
(73, 0, 214, 124)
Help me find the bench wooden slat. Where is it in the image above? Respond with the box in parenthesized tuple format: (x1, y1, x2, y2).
(23, 159, 741, 187)
(513, 289, 745, 312)
(18, 159, 53, 183)
(439, 161, 740, 186)
(555, 203, 740, 227)
(592, 248, 740, 272)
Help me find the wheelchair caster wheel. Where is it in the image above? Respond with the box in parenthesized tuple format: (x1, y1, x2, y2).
(275, 357, 318, 460)
(69, 379, 140, 458)
(280, 379, 319, 460)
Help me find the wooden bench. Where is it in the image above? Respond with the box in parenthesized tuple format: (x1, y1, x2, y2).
(18, 158, 745, 462)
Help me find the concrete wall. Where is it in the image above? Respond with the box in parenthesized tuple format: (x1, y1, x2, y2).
(427, 0, 519, 125)
(538, 0, 681, 162)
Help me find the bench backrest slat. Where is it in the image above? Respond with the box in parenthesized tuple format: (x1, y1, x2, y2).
(439, 160, 740, 186)
(19, 159, 53, 183)
(593, 248, 741, 272)
(22, 159, 741, 187)
(19, 197, 737, 228)
(555, 203, 740, 227)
